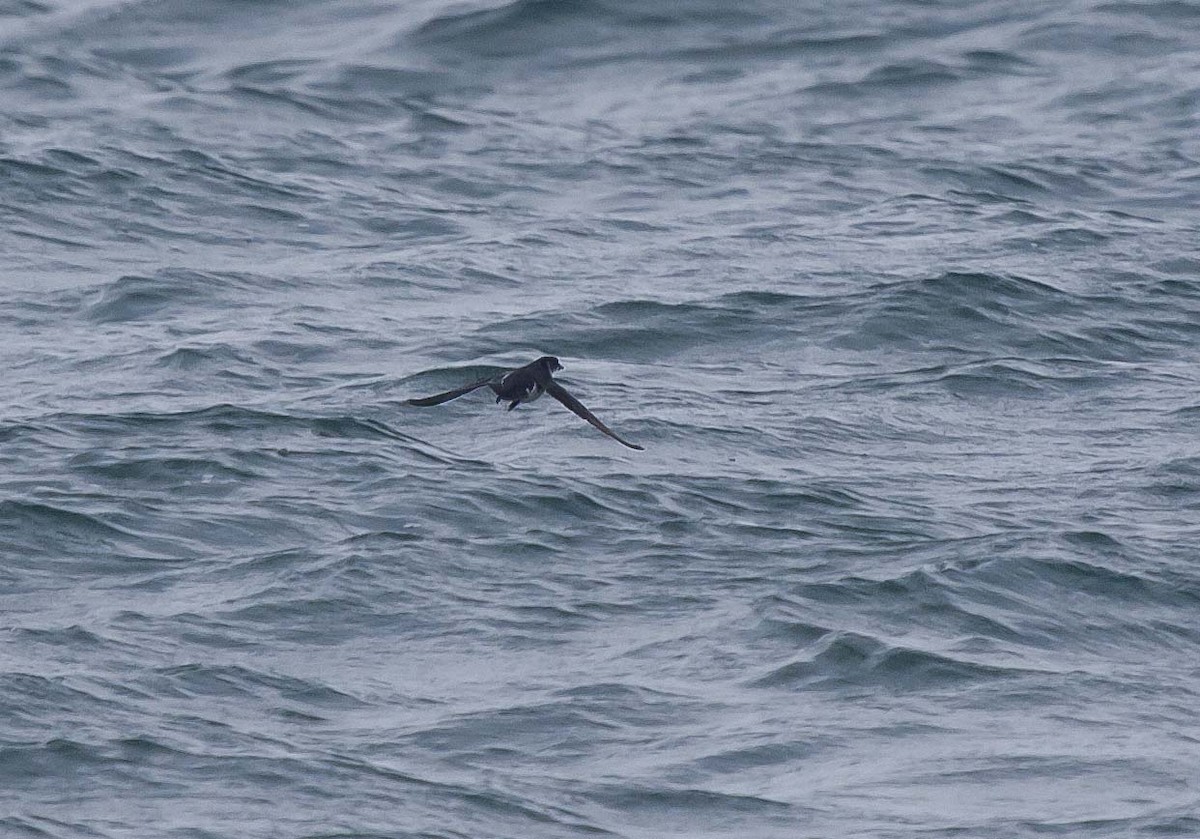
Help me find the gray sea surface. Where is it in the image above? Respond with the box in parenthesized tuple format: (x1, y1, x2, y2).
(3, 1, 1200, 837)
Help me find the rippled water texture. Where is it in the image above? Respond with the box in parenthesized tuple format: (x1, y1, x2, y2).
(3, 1, 1200, 837)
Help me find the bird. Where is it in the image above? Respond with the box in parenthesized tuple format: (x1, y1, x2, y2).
(406, 356, 644, 450)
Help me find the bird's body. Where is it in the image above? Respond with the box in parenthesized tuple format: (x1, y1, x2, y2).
(493, 358, 555, 410)
(407, 356, 643, 450)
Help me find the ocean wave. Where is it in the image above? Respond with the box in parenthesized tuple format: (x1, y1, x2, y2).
(750, 630, 1022, 692)
(3, 0, 1200, 835)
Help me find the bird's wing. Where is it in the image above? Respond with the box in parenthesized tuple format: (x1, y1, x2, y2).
(406, 378, 493, 407)
(546, 381, 644, 450)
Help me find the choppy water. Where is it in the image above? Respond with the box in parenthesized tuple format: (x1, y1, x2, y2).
(3, 1, 1200, 836)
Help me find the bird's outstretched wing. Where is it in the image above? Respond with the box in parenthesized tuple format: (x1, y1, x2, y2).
(406, 378, 493, 407)
(546, 381, 644, 450)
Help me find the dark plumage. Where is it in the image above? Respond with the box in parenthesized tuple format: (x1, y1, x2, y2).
(407, 356, 644, 450)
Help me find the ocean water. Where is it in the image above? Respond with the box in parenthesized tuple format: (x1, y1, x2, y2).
(3, 0, 1200, 836)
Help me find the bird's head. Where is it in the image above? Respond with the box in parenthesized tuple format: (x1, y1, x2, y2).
(538, 356, 563, 373)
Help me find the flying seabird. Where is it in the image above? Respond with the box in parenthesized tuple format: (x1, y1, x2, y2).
(406, 356, 644, 450)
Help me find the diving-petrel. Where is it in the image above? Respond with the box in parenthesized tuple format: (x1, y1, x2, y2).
(407, 356, 644, 450)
